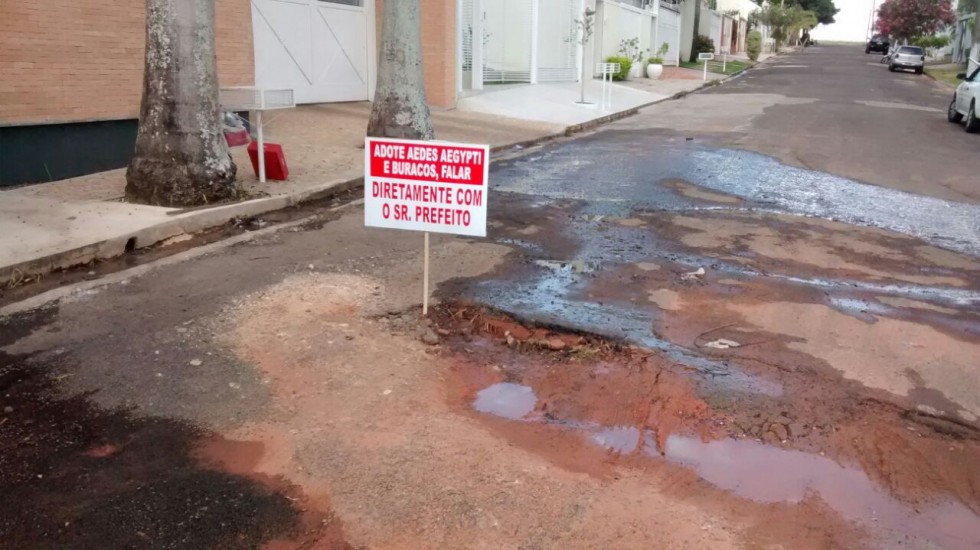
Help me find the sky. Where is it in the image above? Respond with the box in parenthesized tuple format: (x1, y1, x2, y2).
(811, 0, 878, 42)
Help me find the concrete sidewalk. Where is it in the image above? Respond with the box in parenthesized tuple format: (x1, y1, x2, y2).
(1, 76, 715, 284)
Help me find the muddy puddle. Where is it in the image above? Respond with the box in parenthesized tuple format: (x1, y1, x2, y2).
(436, 308, 980, 549)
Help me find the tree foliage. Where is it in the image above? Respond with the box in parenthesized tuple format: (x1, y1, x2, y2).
(751, 3, 818, 52)
(789, 0, 838, 26)
(750, 0, 838, 25)
(875, 0, 955, 42)
(746, 30, 763, 60)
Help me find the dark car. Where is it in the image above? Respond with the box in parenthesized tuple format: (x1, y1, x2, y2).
(866, 35, 890, 54)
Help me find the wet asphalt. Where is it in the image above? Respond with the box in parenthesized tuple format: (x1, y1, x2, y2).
(704, 45, 979, 203)
(455, 46, 980, 407)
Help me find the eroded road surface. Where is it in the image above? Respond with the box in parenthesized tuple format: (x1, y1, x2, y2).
(2, 45, 979, 548)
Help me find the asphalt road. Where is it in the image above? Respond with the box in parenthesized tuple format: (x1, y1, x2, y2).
(621, 44, 979, 203)
(1, 46, 979, 549)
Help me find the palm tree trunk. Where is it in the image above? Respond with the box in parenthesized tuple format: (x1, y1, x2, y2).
(689, 0, 703, 63)
(367, 0, 434, 139)
(126, 0, 237, 206)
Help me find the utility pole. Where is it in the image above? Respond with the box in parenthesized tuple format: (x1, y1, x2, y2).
(867, 0, 878, 40)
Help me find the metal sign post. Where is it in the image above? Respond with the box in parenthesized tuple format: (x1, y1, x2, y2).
(698, 52, 714, 81)
(595, 62, 621, 110)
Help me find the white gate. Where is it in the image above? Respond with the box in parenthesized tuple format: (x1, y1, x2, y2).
(536, 0, 578, 82)
(483, 0, 534, 83)
(656, 7, 680, 65)
(460, 0, 579, 89)
(251, 0, 373, 104)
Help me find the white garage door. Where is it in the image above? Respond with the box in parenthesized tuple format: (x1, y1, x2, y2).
(656, 7, 680, 65)
(251, 0, 372, 104)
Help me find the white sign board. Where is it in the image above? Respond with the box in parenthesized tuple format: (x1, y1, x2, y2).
(698, 52, 715, 61)
(364, 137, 489, 237)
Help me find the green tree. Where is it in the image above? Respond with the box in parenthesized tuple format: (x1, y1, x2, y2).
(751, 3, 818, 51)
(126, 0, 237, 207)
(367, 0, 434, 139)
(746, 30, 763, 60)
(788, 0, 838, 25)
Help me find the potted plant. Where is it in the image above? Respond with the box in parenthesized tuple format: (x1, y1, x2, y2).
(646, 42, 669, 79)
(618, 37, 647, 79)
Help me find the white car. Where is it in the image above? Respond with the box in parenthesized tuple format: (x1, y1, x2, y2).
(948, 66, 980, 133)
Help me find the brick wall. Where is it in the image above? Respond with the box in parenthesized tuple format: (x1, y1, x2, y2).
(375, 0, 457, 109)
(0, 0, 254, 126)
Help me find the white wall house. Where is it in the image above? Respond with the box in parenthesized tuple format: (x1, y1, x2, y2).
(716, 0, 756, 53)
(593, 0, 661, 73)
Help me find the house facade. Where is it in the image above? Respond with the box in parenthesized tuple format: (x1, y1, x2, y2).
(676, 0, 755, 61)
(2, 0, 637, 187)
(0, 0, 456, 186)
(591, 1, 663, 71)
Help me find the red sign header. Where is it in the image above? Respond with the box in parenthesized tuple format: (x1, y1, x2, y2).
(368, 141, 486, 185)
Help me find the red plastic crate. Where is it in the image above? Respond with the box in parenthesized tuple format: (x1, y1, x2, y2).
(246, 141, 289, 181)
(224, 127, 250, 147)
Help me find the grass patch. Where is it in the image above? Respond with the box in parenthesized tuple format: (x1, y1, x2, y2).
(926, 66, 967, 88)
(680, 59, 753, 75)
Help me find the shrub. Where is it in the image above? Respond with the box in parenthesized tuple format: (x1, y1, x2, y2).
(746, 30, 762, 61)
(648, 57, 664, 65)
(605, 56, 632, 80)
(694, 34, 715, 54)
(618, 38, 647, 63)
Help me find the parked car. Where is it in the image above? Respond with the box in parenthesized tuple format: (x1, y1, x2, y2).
(866, 35, 890, 54)
(888, 45, 925, 74)
(947, 67, 980, 133)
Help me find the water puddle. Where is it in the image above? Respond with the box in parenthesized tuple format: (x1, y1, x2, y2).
(592, 426, 642, 453)
(471, 382, 980, 549)
(661, 435, 980, 548)
(473, 383, 537, 420)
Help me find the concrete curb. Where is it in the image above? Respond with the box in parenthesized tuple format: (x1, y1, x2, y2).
(0, 176, 362, 285)
(1, 70, 758, 285)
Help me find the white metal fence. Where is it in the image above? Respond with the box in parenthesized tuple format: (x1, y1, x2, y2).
(460, 0, 580, 88)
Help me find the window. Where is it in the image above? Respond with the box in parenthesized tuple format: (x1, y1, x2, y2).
(970, 68, 980, 82)
(898, 46, 924, 55)
(318, 0, 362, 6)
